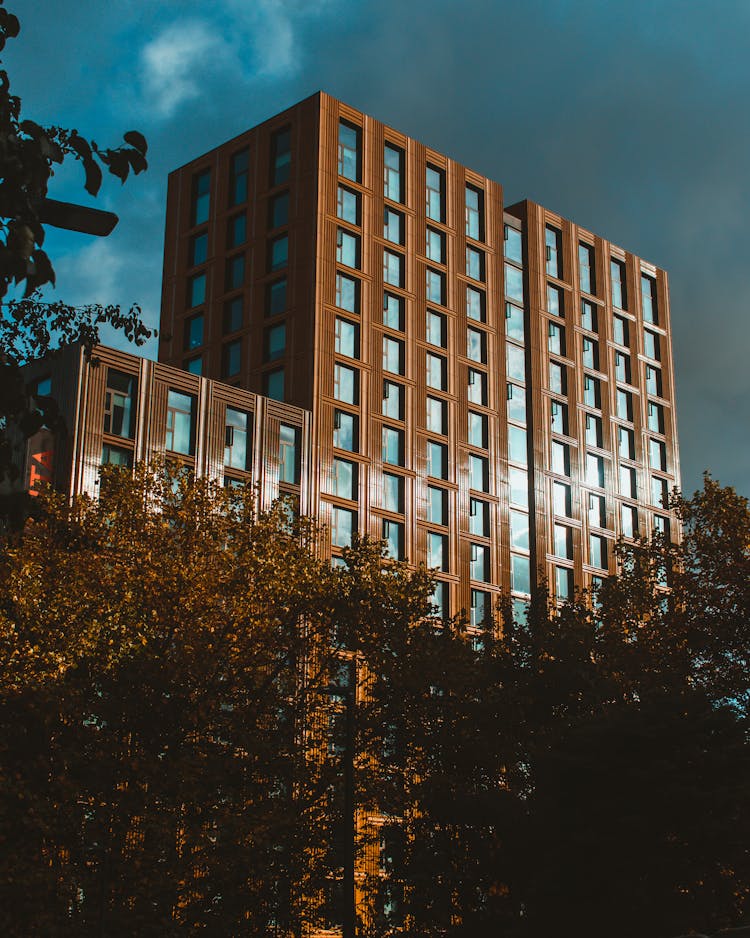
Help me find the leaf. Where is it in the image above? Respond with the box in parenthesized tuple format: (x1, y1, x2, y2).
(68, 132, 102, 196)
(123, 130, 147, 156)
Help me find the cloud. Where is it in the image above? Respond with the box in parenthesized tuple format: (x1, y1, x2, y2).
(141, 20, 226, 118)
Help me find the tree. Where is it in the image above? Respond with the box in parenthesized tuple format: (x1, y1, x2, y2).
(0, 464, 439, 936)
(0, 0, 152, 484)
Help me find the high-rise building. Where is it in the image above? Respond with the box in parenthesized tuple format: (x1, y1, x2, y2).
(158, 91, 680, 624)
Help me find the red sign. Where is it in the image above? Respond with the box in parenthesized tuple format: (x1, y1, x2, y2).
(25, 430, 55, 496)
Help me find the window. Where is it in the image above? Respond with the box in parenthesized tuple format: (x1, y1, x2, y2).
(586, 413, 602, 447)
(471, 590, 491, 629)
(384, 249, 404, 287)
(191, 169, 210, 226)
(469, 497, 490, 536)
(431, 581, 449, 620)
(467, 368, 487, 405)
(337, 186, 360, 225)
(551, 441, 570, 476)
(467, 327, 487, 364)
(102, 444, 133, 468)
(506, 303, 524, 341)
(507, 344, 525, 382)
(621, 504, 638, 539)
(649, 438, 667, 471)
(225, 212, 246, 248)
(334, 363, 358, 404)
(545, 225, 562, 278)
(467, 286, 486, 323)
(382, 141, 406, 202)
(618, 426, 635, 460)
(222, 339, 241, 377)
(510, 509, 530, 550)
(382, 472, 403, 512)
(225, 408, 251, 471)
(383, 293, 404, 330)
(555, 566, 574, 601)
(654, 514, 671, 537)
(610, 258, 627, 309)
(619, 465, 636, 499)
(584, 375, 600, 409)
(466, 245, 485, 281)
(646, 365, 663, 397)
(547, 284, 563, 317)
(335, 273, 359, 313)
(548, 322, 565, 356)
(507, 383, 526, 423)
(427, 440, 448, 479)
(185, 356, 201, 375)
(426, 352, 447, 391)
(334, 410, 358, 452)
(383, 336, 405, 375)
(335, 317, 359, 358)
(465, 185, 484, 240)
(264, 368, 284, 401)
(509, 467, 529, 507)
(589, 493, 606, 528)
(553, 481, 571, 517)
(184, 313, 203, 350)
(333, 458, 358, 500)
(508, 426, 527, 465)
(189, 232, 207, 267)
(586, 453, 605, 488)
(644, 329, 660, 361)
(426, 268, 446, 305)
(648, 401, 665, 434)
(269, 235, 288, 271)
(426, 310, 447, 347)
(226, 254, 245, 290)
(615, 351, 631, 384)
(641, 274, 658, 324)
(651, 475, 669, 508)
(505, 263, 524, 303)
(187, 273, 205, 308)
(617, 389, 633, 422)
(582, 337, 599, 370)
(384, 208, 404, 245)
(166, 390, 196, 455)
(426, 227, 446, 263)
(229, 149, 249, 205)
(554, 524, 573, 560)
(468, 411, 488, 448)
(512, 555, 531, 595)
(613, 315, 629, 347)
(579, 242, 595, 294)
(428, 486, 448, 525)
(581, 300, 597, 332)
(382, 519, 404, 560)
(426, 164, 445, 222)
(549, 361, 568, 394)
(551, 400, 568, 435)
(382, 426, 404, 466)
(470, 543, 490, 582)
(428, 532, 449, 571)
(104, 370, 136, 439)
(271, 127, 291, 185)
(426, 395, 447, 434)
(590, 535, 608, 569)
(504, 225, 522, 263)
(331, 506, 356, 548)
(261, 322, 285, 362)
(266, 279, 287, 317)
(338, 121, 360, 182)
(471, 455, 489, 490)
(269, 191, 289, 229)
(337, 228, 360, 268)
(382, 381, 404, 420)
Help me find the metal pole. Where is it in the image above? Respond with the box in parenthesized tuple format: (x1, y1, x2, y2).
(341, 657, 356, 938)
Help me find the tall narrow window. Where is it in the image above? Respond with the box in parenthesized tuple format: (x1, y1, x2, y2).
(384, 143, 404, 202)
(166, 390, 196, 456)
(337, 186, 360, 225)
(222, 339, 241, 378)
(337, 228, 360, 269)
(271, 127, 291, 185)
(641, 273, 658, 324)
(279, 424, 301, 484)
(611, 258, 627, 309)
(184, 313, 203, 351)
(225, 408, 251, 471)
(189, 232, 207, 267)
(269, 191, 289, 229)
(104, 370, 137, 439)
(465, 184, 484, 240)
(264, 323, 286, 362)
(579, 242, 595, 294)
(191, 169, 210, 226)
(426, 165, 445, 223)
(338, 121, 361, 182)
(545, 225, 562, 278)
(504, 225, 522, 263)
(229, 149, 249, 206)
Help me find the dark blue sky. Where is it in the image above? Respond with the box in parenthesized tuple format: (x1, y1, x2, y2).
(8, 0, 750, 496)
